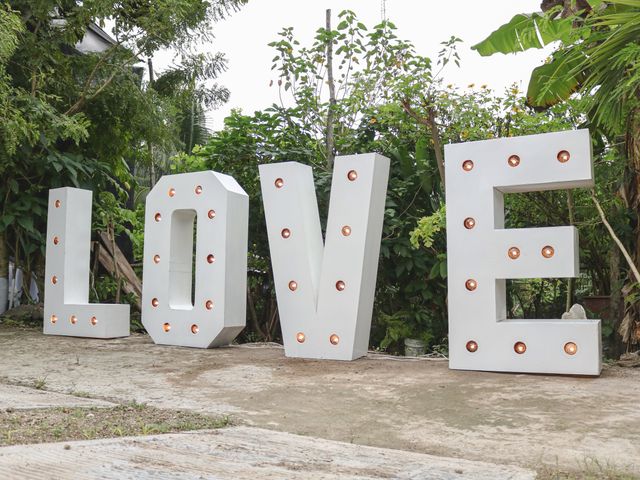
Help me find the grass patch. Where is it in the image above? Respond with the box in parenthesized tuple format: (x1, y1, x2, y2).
(0, 403, 230, 446)
(538, 459, 639, 480)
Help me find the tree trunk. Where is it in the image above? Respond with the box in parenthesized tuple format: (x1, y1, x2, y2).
(622, 103, 640, 348)
(325, 8, 336, 170)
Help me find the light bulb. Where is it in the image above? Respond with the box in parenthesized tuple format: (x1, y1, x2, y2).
(281, 228, 291, 238)
(191, 324, 199, 334)
(70, 315, 77, 325)
(514, 341, 527, 354)
(153, 254, 160, 264)
(557, 150, 570, 163)
(466, 340, 478, 352)
(296, 332, 306, 343)
(205, 300, 214, 310)
(168, 188, 176, 197)
(462, 160, 474, 171)
(508, 154, 520, 167)
(90, 316, 98, 326)
(195, 185, 203, 194)
(335, 280, 346, 291)
(50, 315, 58, 324)
(207, 254, 215, 264)
(274, 178, 284, 188)
(55, 200, 61, 208)
(508, 247, 521, 260)
(463, 217, 476, 229)
(329, 334, 340, 345)
(341, 226, 352, 236)
(347, 170, 358, 181)
(288, 281, 298, 291)
(542, 245, 555, 258)
(163, 322, 171, 332)
(208, 209, 216, 219)
(564, 342, 577, 355)
(154, 212, 162, 222)
(152, 298, 159, 307)
(465, 279, 477, 291)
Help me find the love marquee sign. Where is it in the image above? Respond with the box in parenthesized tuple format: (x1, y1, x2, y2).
(42, 129, 602, 376)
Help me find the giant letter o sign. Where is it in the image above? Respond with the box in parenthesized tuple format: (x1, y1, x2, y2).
(141, 171, 248, 348)
(445, 129, 601, 375)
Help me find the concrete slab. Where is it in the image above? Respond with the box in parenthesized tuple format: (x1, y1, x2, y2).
(0, 384, 114, 410)
(0, 426, 535, 479)
(1, 327, 639, 475)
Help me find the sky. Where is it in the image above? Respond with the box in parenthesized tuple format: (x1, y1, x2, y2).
(153, 0, 553, 131)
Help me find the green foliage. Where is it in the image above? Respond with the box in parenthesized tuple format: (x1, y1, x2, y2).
(410, 204, 445, 249)
(0, 0, 243, 310)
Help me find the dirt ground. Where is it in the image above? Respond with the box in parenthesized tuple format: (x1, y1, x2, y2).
(1, 325, 639, 476)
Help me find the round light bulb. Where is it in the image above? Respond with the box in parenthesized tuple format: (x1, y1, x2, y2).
(564, 342, 578, 355)
(70, 315, 77, 325)
(163, 323, 171, 332)
(335, 280, 346, 291)
(191, 324, 199, 334)
(208, 209, 216, 219)
(168, 188, 176, 197)
(508, 154, 521, 167)
(53, 236, 60, 245)
(465, 279, 477, 291)
(466, 340, 478, 353)
(205, 300, 214, 310)
(195, 185, 203, 194)
(347, 170, 358, 181)
(514, 341, 527, 354)
(542, 245, 555, 258)
(296, 332, 306, 343)
(341, 226, 352, 236)
(153, 254, 160, 264)
(288, 281, 298, 291)
(90, 316, 98, 326)
(55, 200, 61, 208)
(329, 334, 340, 345)
(207, 254, 215, 264)
(508, 247, 521, 260)
(154, 212, 162, 222)
(557, 150, 570, 163)
(151, 298, 159, 307)
(51, 275, 58, 285)
(50, 315, 58, 324)
(463, 217, 476, 229)
(462, 160, 474, 171)
(274, 178, 284, 189)
(281, 228, 291, 239)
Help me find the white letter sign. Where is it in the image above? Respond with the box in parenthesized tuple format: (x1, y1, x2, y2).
(141, 171, 248, 348)
(44, 188, 130, 338)
(260, 154, 390, 360)
(445, 129, 601, 375)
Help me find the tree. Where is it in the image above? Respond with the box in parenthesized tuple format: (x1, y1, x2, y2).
(0, 0, 245, 306)
(472, 0, 640, 350)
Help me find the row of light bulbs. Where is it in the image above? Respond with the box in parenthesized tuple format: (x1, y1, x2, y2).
(462, 150, 571, 172)
(466, 340, 578, 356)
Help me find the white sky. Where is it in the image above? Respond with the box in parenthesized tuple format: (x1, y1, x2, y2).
(152, 0, 553, 131)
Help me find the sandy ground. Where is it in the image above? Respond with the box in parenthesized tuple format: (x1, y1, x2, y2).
(1, 326, 639, 475)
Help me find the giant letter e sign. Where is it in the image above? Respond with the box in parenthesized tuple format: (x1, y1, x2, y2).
(445, 129, 601, 375)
